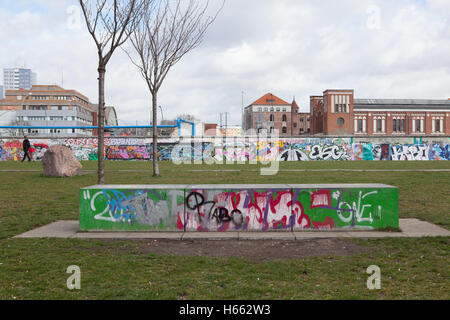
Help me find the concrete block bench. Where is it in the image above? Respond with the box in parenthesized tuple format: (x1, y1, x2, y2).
(79, 184, 398, 232)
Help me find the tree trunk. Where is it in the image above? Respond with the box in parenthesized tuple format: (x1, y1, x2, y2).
(152, 92, 160, 176)
(97, 65, 106, 184)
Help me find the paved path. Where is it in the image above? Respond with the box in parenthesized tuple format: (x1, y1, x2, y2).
(13, 219, 450, 240)
(2, 169, 450, 173)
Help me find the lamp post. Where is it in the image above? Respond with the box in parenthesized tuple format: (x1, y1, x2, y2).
(158, 106, 164, 136)
(158, 105, 164, 122)
(19, 92, 32, 136)
(241, 91, 244, 131)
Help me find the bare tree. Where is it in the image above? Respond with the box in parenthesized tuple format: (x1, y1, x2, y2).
(79, 0, 146, 184)
(125, 0, 224, 176)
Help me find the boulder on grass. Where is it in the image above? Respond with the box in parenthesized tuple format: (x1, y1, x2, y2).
(42, 145, 82, 177)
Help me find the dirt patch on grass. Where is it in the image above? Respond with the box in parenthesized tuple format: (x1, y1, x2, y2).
(102, 238, 372, 262)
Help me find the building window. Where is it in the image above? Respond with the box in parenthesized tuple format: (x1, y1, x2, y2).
(377, 119, 382, 132)
(400, 119, 405, 132)
(282, 114, 287, 122)
(393, 119, 397, 132)
(416, 119, 421, 132)
(29, 106, 47, 110)
(337, 117, 345, 127)
(335, 104, 346, 113)
(270, 114, 274, 121)
(276, 107, 280, 112)
(264, 107, 268, 112)
(28, 116, 46, 121)
(282, 127, 287, 134)
(435, 119, 440, 132)
(258, 107, 262, 112)
(293, 123, 297, 128)
(257, 115, 262, 123)
(282, 107, 286, 112)
(270, 107, 274, 112)
(357, 119, 363, 132)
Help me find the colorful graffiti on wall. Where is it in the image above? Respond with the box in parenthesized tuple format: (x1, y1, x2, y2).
(80, 188, 185, 231)
(0, 138, 449, 161)
(79, 185, 399, 231)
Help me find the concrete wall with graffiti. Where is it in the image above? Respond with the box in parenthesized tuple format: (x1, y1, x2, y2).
(1, 136, 449, 161)
(79, 184, 398, 231)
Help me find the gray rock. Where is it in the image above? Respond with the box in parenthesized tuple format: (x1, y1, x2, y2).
(42, 145, 83, 177)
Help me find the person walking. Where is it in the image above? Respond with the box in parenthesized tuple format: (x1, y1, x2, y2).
(21, 136, 32, 162)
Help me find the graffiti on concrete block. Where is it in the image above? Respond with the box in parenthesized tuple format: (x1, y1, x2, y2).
(80, 188, 184, 230)
(79, 185, 398, 231)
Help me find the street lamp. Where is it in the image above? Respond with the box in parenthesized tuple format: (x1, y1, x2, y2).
(158, 105, 164, 122)
(158, 105, 164, 136)
(19, 92, 32, 136)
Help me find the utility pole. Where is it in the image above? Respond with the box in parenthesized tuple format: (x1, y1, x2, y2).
(224, 112, 228, 137)
(241, 91, 244, 131)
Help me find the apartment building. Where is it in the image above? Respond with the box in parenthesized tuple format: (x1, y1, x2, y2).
(0, 85, 96, 136)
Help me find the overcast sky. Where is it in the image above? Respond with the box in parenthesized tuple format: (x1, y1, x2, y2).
(1, 0, 449, 126)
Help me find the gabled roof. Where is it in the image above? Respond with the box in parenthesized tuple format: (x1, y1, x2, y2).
(250, 93, 290, 106)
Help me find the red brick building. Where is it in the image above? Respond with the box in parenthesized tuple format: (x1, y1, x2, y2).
(298, 112, 311, 134)
(244, 93, 305, 136)
(310, 89, 450, 136)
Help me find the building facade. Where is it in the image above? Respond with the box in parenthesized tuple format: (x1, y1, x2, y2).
(298, 112, 311, 134)
(0, 85, 96, 136)
(3, 67, 37, 90)
(217, 125, 243, 136)
(310, 89, 450, 136)
(244, 93, 302, 136)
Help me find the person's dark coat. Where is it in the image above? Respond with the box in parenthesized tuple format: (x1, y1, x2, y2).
(23, 139, 31, 151)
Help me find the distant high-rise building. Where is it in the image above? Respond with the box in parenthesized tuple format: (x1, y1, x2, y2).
(3, 67, 37, 90)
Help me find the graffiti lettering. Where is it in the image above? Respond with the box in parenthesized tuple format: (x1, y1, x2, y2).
(0, 138, 449, 162)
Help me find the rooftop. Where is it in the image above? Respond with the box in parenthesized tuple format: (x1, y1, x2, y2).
(354, 99, 450, 110)
(355, 98, 450, 105)
(249, 93, 291, 106)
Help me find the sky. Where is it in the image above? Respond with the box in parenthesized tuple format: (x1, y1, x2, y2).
(0, 0, 449, 126)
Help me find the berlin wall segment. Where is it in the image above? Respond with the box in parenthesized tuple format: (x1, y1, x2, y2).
(1, 137, 449, 161)
(79, 184, 398, 232)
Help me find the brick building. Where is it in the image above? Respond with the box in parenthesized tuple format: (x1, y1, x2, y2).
(298, 111, 311, 134)
(244, 93, 303, 136)
(0, 85, 96, 136)
(310, 89, 450, 136)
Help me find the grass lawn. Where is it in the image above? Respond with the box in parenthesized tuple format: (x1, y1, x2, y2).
(0, 160, 449, 299)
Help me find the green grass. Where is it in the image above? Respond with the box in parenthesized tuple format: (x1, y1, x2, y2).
(0, 160, 449, 299)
